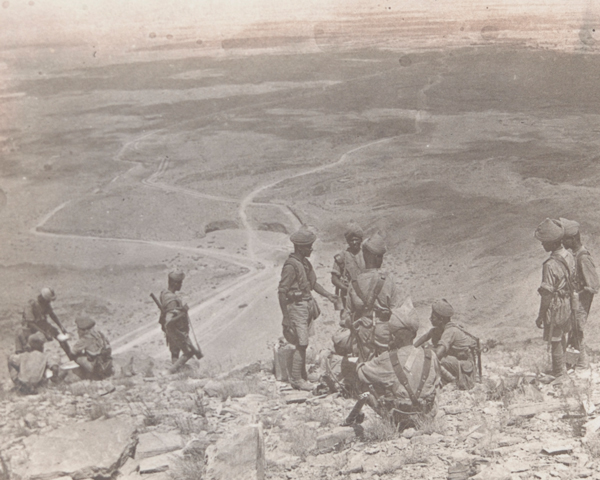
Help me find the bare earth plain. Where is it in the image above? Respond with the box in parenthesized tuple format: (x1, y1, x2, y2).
(4, 28, 600, 478)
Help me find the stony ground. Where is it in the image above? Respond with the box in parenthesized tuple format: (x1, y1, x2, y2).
(3, 320, 600, 480)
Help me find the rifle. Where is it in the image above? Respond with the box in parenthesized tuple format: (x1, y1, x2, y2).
(151, 293, 202, 359)
(343, 392, 370, 426)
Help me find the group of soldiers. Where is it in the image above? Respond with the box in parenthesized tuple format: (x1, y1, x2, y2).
(277, 217, 598, 427)
(9, 288, 113, 393)
(534, 217, 598, 378)
(278, 224, 480, 427)
(8, 270, 204, 394)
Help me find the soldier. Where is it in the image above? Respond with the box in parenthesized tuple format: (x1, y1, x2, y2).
(414, 299, 479, 390)
(343, 232, 407, 361)
(160, 271, 203, 374)
(278, 226, 338, 391)
(356, 309, 440, 429)
(560, 218, 599, 369)
(71, 316, 114, 380)
(16, 287, 72, 359)
(534, 218, 575, 378)
(331, 223, 366, 309)
(8, 332, 60, 394)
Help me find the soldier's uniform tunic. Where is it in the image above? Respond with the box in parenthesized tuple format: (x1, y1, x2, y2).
(160, 289, 195, 360)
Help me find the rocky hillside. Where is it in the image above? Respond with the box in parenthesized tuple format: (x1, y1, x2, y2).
(3, 317, 600, 480)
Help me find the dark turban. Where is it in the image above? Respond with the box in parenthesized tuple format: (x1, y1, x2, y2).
(290, 227, 317, 246)
(432, 298, 454, 318)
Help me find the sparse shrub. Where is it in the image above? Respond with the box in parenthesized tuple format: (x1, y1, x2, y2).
(170, 452, 205, 480)
(414, 413, 445, 435)
(169, 414, 207, 435)
(284, 425, 316, 459)
(306, 406, 335, 428)
(362, 414, 399, 443)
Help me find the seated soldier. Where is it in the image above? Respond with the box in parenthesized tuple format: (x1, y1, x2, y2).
(71, 316, 114, 380)
(356, 310, 440, 429)
(8, 332, 60, 394)
(414, 299, 479, 390)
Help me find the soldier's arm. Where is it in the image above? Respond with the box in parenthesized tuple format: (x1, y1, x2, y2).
(313, 282, 337, 303)
(413, 328, 433, 348)
(331, 273, 348, 292)
(47, 306, 66, 334)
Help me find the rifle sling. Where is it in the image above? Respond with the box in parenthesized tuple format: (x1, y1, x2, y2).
(351, 273, 386, 313)
(389, 348, 432, 407)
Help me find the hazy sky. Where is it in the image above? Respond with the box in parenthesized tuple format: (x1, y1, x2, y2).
(1, 0, 596, 47)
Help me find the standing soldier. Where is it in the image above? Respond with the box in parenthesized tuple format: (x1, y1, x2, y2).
(160, 271, 203, 374)
(560, 218, 599, 369)
(16, 287, 72, 359)
(331, 223, 366, 309)
(278, 226, 338, 391)
(345, 233, 407, 361)
(534, 218, 575, 378)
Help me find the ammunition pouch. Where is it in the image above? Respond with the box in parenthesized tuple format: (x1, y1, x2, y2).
(286, 291, 305, 304)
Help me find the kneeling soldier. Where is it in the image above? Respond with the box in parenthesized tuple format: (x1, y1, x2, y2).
(356, 310, 440, 429)
(415, 299, 479, 390)
(71, 316, 114, 380)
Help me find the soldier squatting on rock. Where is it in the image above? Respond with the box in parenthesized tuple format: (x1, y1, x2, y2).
(278, 226, 338, 391)
(70, 316, 114, 381)
(414, 299, 480, 390)
(8, 332, 60, 394)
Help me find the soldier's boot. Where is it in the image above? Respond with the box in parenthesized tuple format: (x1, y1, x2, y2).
(169, 353, 193, 374)
(290, 347, 313, 391)
(576, 346, 590, 370)
(551, 341, 567, 377)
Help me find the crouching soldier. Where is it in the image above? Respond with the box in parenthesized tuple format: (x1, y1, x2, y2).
(356, 311, 440, 430)
(71, 316, 114, 380)
(8, 332, 60, 394)
(414, 299, 479, 390)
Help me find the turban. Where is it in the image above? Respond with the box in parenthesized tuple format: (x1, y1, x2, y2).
(40, 287, 56, 302)
(344, 223, 364, 241)
(432, 298, 454, 318)
(290, 227, 317, 246)
(389, 311, 420, 337)
(534, 218, 564, 242)
(168, 270, 186, 282)
(363, 232, 387, 255)
(76, 316, 95, 330)
(28, 332, 46, 348)
(559, 217, 580, 237)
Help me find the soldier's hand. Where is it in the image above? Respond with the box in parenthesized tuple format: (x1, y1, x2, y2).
(182, 304, 189, 312)
(282, 314, 291, 327)
(535, 316, 544, 329)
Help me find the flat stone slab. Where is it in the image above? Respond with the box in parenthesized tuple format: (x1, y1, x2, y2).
(136, 431, 184, 459)
(205, 424, 265, 480)
(139, 451, 183, 474)
(13, 416, 136, 480)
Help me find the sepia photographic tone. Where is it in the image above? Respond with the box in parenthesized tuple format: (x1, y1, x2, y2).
(2, 1, 600, 479)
